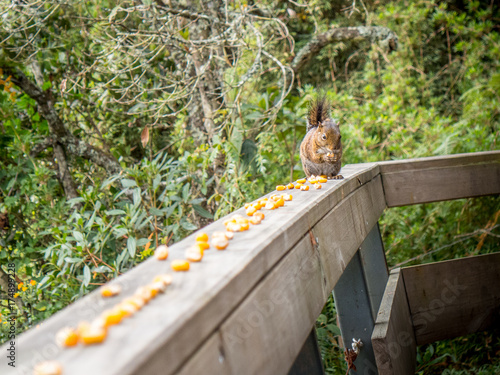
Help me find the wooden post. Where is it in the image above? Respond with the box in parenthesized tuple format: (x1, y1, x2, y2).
(288, 328, 325, 375)
(333, 223, 388, 374)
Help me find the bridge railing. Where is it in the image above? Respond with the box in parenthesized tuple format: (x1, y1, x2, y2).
(2, 150, 499, 375)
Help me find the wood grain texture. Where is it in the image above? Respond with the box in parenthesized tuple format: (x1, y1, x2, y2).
(379, 151, 500, 207)
(177, 176, 386, 375)
(402, 252, 500, 345)
(372, 268, 416, 375)
(1, 163, 381, 375)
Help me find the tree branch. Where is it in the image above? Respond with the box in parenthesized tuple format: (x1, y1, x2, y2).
(291, 26, 398, 73)
(0, 266, 25, 316)
(2, 66, 122, 175)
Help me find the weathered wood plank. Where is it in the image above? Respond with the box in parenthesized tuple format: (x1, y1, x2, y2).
(402, 252, 500, 345)
(378, 151, 500, 207)
(2, 163, 381, 375)
(372, 268, 416, 375)
(177, 176, 386, 375)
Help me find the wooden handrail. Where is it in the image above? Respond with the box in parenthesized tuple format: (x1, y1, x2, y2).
(2, 151, 499, 375)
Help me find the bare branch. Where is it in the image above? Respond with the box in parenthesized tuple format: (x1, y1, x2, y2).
(291, 26, 398, 73)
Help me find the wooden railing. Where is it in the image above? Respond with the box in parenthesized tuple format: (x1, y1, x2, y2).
(2, 151, 500, 375)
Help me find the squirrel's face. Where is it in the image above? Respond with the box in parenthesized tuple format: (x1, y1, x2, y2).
(314, 120, 342, 162)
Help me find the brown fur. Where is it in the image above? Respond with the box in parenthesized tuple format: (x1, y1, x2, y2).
(300, 97, 343, 179)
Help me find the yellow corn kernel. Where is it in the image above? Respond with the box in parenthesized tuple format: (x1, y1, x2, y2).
(226, 223, 242, 232)
(244, 202, 251, 209)
(309, 178, 317, 184)
(320, 175, 327, 179)
(101, 284, 121, 298)
(223, 218, 236, 226)
(212, 237, 229, 250)
(118, 302, 138, 318)
(135, 286, 155, 303)
(55, 327, 79, 348)
(300, 185, 310, 191)
(171, 260, 190, 271)
(295, 183, 303, 190)
(314, 183, 322, 189)
(80, 325, 107, 345)
(185, 246, 204, 262)
(149, 281, 168, 295)
(195, 232, 209, 242)
(254, 212, 265, 220)
(297, 178, 306, 184)
(250, 216, 262, 225)
(33, 361, 63, 375)
(264, 201, 276, 210)
(246, 205, 257, 216)
(275, 197, 285, 207)
(101, 308, 125, 327)
(239, 222, 250, 231)
(281, 193, 293, 201)
(318, 177, 328, 183)
(287, 182, 295, 189)
(269, 194, 280, 201)
(195, 241, 210, 250)
(154, 245, 169, 260)
(276, 185, 286, 191)
(123, 296, 145, 310)
(153, 274, 173, 287)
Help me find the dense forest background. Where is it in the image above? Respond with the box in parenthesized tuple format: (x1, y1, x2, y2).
(0, 0, 499, 373)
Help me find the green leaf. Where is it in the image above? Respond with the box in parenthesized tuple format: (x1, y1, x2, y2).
(127, 236, 137, 257)
(181, 220, 197, 231)
(179, 28, 190, 40)
(192, 204, 213, 219)
(73, 231, 84, 242)
(106, 209, 126, 215)
(121, 178, 137, 188)
(83, 265, 91, 286)
(150, 207, 165, 216)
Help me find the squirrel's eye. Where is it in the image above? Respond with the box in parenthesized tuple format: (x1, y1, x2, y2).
(321, 134, 327, 140)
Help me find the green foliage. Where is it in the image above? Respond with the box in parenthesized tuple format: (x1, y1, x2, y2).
(1, 0, 499, 373)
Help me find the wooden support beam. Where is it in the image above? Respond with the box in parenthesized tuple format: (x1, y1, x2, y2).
(402, 252, 500, 345)
(333, 251, 378, 375)
(379, 151, 500, 207)
(288, 328, 325, 375)
(372, 268, 416, 375)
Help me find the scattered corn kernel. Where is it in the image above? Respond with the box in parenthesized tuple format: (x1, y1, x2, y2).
(295, 183, 303, 189)
(101, 284, 121, 298)
(149, 281, 168, 294)
(275, 197, 285, 207)
(281, 193, 293, 201)
(318, 177, 328, 183)
(246, 205, 257, 216)
(254, 211, 265, 220)
(276, 185, 286, 191)
(195, 232, 209, 242)
(135, 286, 155, 303)
(171, 260, 190, 271)
(314, 183, 322, 189)
(195, 241, 210, 250)
(123, 296, 145, 310)
(226, 223, 242, 232)
(55, 327, 78, 348)
(309, 178, 317, 184)
(269, 194, 280, 201)
(118, 302, 138, 317)
(185, 246, 204, 262)
(297, 178, 306, 184)
(155, 245, 169, 260)
(212, 237, 229, 250)
(250, 216, 262, 225)
(264, 201, 276, 210)
(34, 361, 63, 375)
(320, 175, 327, 179)
(153, 274, 173, 287)
(244, 203, 251, 209)
(80, 325, 107, 345)
(287, 182, 295, 189)
(101, 308, 125, 327)
(310, 175, 317, 179)
(300, 185, 310, 191)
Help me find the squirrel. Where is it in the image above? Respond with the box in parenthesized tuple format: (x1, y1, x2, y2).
(300, 96, 343, 179)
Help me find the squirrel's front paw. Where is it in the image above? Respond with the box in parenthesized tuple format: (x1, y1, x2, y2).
(330, 174, 344, 180)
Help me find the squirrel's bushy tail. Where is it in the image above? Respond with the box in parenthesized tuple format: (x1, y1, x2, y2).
(307, 96, 331, 132)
